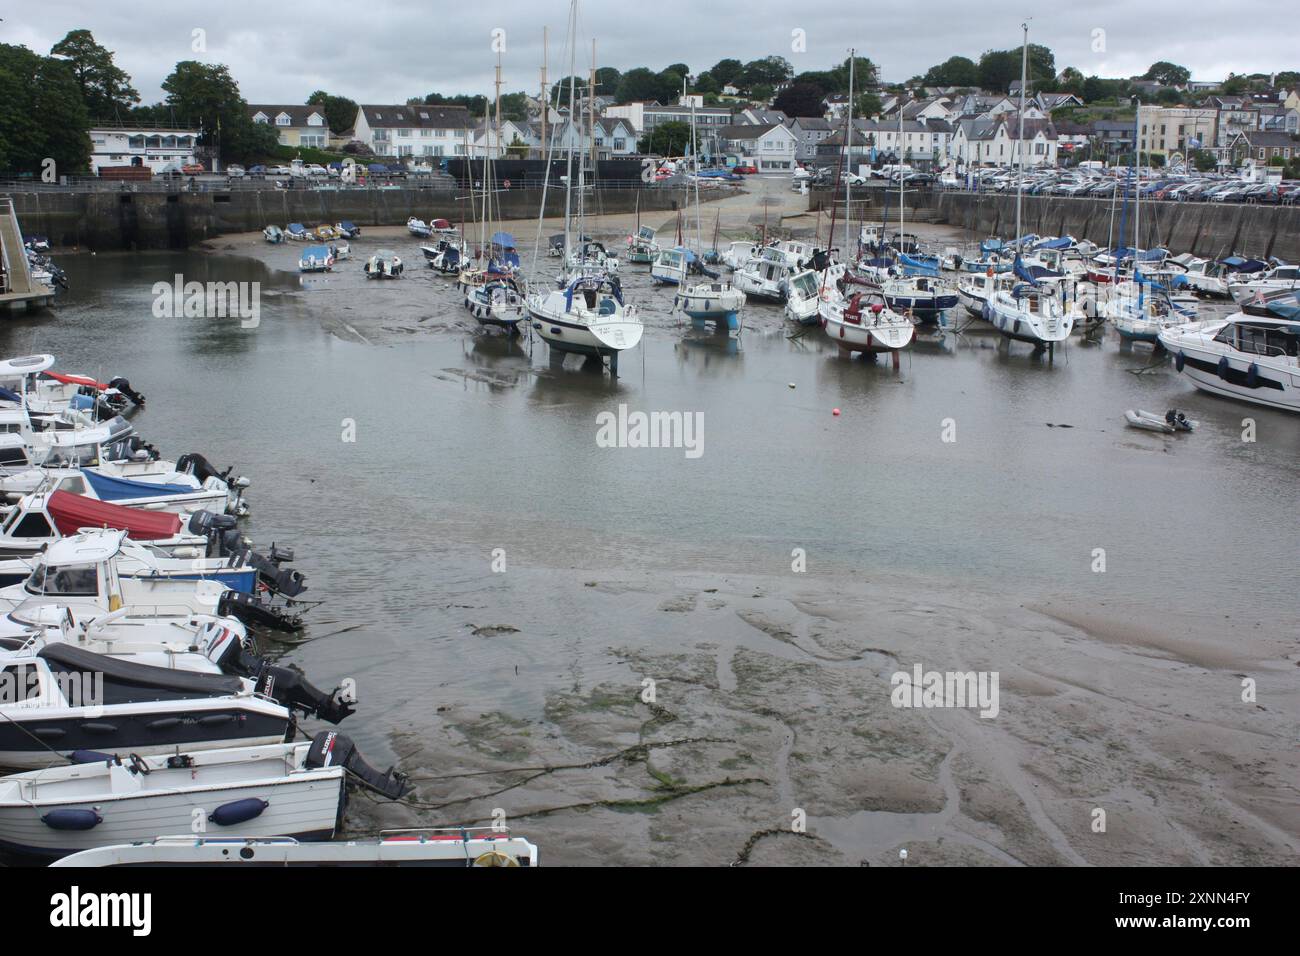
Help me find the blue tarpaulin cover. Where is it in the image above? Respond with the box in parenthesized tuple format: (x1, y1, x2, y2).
(81, 469, 196, 501)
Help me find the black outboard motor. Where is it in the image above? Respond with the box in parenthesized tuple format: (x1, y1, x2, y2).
(188, 509, 238, 547)
(244, 657, 355, 725)
(217, 590, 303, 632)
(107, 377, 146, 407)
(306, 731, 409, 800)
(176, 452, 230, 484)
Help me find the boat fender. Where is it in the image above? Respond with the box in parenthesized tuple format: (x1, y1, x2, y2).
(42, 809, 102, 831)
(70, 749, 116, 764)
(1217, 357, 1230, 380)
(1013, 319, 1021, 335)
(1175, 351, 1185, 372)
(1246, 362, 1259, 388)
(210, 798, 268, 827)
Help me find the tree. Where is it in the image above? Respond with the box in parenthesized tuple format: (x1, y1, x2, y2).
(694, 71, 720, 95)
(1143, 61, 1190, 86)
(749, 83, 774, 104)
(773, 82, 825, 117)
(161, 61, 267, 163)
(638, 120, 691, 156)
(855, 92, 882, 117)
(1057, 67, 1085, 95)
(306, 91, 358, 134)
(499, 91, 529, 122)
(657, 67, 687, 102)
(665, 63, 690, 80)
(740, 56, 793, 89)
(593, 67, 621, 96)
(0, 44, 91, 174)
(1191, 149, 1216, 172)
(978, 44, 1055, 93)
(708, 59, 744, 88)
(923, 56, 980, 87)
(1222, 75, 1248, 95)
(550, 76, 587, 103)
(506, 134, 529, 159)
(829, 55, 878, 92)
(50, 29, 139, 120)
(615, 68, 662, 104)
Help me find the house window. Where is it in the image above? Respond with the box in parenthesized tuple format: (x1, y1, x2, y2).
(396, 129, 411, 138)
(276, 115, 291, 126)
(614, 138, 625, 149)
(420, 129, 431, 137)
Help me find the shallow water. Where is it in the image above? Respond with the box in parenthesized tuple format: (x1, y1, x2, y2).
(5, 236, 1297, 864)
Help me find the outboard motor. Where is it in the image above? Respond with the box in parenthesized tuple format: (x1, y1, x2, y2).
(107, 377, 146, 407)
(176, 452, 249, 488)
(246, 658, 355, 725)
(237, 548, 307, 598)
(188, 509, 238, 541)
(217, 590, 303, 632)
(307, 731, 409, 800)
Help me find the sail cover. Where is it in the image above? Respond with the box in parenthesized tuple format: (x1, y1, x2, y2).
(80, 469, 197, 501)
(47, 489, 183, 538)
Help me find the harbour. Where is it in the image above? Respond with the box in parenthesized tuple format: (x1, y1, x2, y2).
(0, 2, 1296, 883)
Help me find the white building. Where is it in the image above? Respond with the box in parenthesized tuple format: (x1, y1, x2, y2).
(1137, 106, 1218, 158)
(950, 116, 1058, 169)
(719, 123, 798, 171)
(87, 125, 200, 174)
(248, 105, 330, 149)
(352, 104, 476, 159)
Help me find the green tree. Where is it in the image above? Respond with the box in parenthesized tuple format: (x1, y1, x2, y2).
(1057, 67, 1085, 95)
(50, 28, 139, 120)
(1222, 75, 1248, 95)
(638, 120, 691, 156)
(1191, 149, 1216, 172)
(615, 68, 662, 104)
(506, 134, 529, 159)
(1143, 61, 1191, 86)
(694, 71, 720, 95)
(740, 56, 793, 89)
(979, 44, 1054, 94)
(923, 56, 980, 87)
(499, 91, 530, 122)
(306, 91, 358, 134)
(855, 92, 882, 117)
(594, 67, 621, 96)
(0, 44, 91, 174)
(708, 59, 744, 88)
(161, 60, 267, 163)
(829, 54, 878, 92)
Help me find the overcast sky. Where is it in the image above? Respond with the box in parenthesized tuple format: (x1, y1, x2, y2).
(10, 1, 1295, 106)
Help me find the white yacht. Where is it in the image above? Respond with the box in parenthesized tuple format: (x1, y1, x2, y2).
(1158, 313, 1299, 412)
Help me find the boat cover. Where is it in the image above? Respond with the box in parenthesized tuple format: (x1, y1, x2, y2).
(81, 469, 196, 501)
(43, 371, 110, 389)
(39, 642, 243, 695)
(47, 489, 183, 538)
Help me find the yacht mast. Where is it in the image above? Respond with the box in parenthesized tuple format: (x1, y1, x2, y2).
(1014, 22, 1028, 250)
(845, 49, 854, 255)
(540, 27, 549, 156)
(562, 1, 577, 258)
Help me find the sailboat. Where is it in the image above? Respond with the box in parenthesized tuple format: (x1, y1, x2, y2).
(1101, 110, 1187, 343)
(984, 23, 1073, 351)
(672, 91, 744, 336)
(465, 62, 527, 334)
(525, 8, 642, 372)
(819, 52, 914, 360)
(626, 194, 658, 264)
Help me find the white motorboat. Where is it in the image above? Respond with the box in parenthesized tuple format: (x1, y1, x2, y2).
(1103, 280, 1190, 343)
(734, 245, 805, 302)
(298, 244, 334, 273)
(0, 732, 407, 861)
(422, 238, 469, 275)
(32, 465, 244, 516)
(284, 223, 313, 241)
(330, 241, 351, 262)
(0, 489, 224, 561)
(1228, 263, 1300, 306)
(407, 217, 433, 238)
(820, 285, 915, 356)
(784, 262, 845, 326)
(0, 642, 298, 771)
(719, 241, 757, 271)
(364, 251, 403, 279)
(651, 245, 695, 286)
(1158, 313, 1300, 413)
(262, 225, 284, 244)
(53, 829, 539, 867)
(567, 239, 619, 273)
(0, 354, 145, 418)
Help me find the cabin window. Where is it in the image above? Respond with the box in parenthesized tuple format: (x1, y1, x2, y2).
(11, 512, 53, 538)
(27, 562, 99, 598)
(0, 446, 28, 467)
(0, 664, 42, 703)
(55, 477, 87, 495)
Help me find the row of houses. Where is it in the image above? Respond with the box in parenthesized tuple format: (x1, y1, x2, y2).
(83, 84, 1300, 175)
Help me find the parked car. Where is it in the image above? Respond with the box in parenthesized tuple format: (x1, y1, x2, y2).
(265, 164, 291, 176)
(247, 164, 266, 177)
(226, 164, 245, 178)
(303, 164, 328, 177)
(732, 165, 758, 175)
(181, 163, 204, 175)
